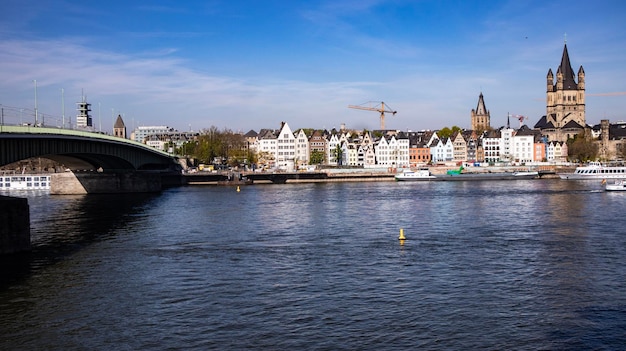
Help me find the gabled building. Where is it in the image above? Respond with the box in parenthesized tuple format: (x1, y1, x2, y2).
(407, 131, 431, 167)
(308, 130, 327, 164)
(546, 141, 568, 162)
(482, 129, 501, 164)
(275, 122, 296, 171)
(257, 128, 278, 169)
(465, 130, 479, 163)
(243, 130, 259, 153)
(294, 129, 310, 167)
(511, 125, 537, 163)
(452, 131, 468, 162)
(430, 137, 453, 163)
(326, 133, 340, 165)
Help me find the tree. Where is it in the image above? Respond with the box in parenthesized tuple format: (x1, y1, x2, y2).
(189, 126, 246, 166)
(332, 144, 343, 165)
(567, 133, 599, 162)
(309, 150, 324, 165)
(437, 126, 461, 140)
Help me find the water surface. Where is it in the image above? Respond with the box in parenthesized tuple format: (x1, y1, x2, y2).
(1, 180, 625, 350)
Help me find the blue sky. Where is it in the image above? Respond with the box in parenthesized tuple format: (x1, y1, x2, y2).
(1, 0, 625, 134)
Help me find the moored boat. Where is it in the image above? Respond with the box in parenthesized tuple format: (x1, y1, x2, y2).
(604, 179, 626, 191)
(434, 171, 539, 181)
(395, 168, 436, 181)
(558, 162, 626, 180)
(0, 174, 51, 191)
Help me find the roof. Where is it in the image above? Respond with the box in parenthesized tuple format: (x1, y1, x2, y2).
(558, 44, 578, 90)
(257, 128, 277, 139)
(474, 92, 489, 115)
(243, 129, 258, 137)
(533, 115, 556, 129)
(113, 115, 125, 128)
(562, 120, 584, 129)
(484, 129, 501, 138)
(515, 125, 539, 136)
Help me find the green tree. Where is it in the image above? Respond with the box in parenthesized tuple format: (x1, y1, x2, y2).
(190, 126, 246, 166)
(309, 150, 324, 165)
(567, 133, 599, 162)
(437, 126, 461, 140)
(332, 144, 343, 165)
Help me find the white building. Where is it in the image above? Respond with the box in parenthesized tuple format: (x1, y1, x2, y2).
(374, 135, 409, 167)
(294, 129, 310, 168)
(546, 141, 568, 162)
(275, 122, 296, 171)
(132, 126, 173, 143)
(430, 137, 453, 163)
(327, 133, 340, 165)
(257, 129, 278, 169)
(511, 134, 535, 163)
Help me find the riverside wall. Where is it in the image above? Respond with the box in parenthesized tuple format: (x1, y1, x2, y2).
(51, 172, 163, 194)
(0, 195, 30, 254)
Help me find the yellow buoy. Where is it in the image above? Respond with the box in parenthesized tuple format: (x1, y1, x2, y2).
(236, 186, 240, 192)
(399, 228, 406, 240)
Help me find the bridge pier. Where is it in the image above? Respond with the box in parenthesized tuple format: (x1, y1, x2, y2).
(0, 195, 30, 254)
(51, 172, 165, 194)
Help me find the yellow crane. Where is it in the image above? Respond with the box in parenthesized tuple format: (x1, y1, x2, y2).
(348, 101, 397, 130)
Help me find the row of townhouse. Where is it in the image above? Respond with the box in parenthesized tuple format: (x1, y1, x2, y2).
(426, 125, 568, 165)
(245, 122, 411, 171)
(245, 121, 570, 171)
(132, 121, 568, 168)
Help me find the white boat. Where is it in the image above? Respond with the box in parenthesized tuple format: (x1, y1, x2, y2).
(558, 162, 626, 180)
(0, 174, 51, 191)
(395, 168, 436, 181)
(605, 179, 626, 191)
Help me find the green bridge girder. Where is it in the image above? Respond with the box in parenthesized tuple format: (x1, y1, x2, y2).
(0, 126, 180, 171)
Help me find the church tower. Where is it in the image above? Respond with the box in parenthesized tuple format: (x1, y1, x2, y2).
(546, 43, 585, 128)
(113, 114, 127, 139)
(471, 92, 490, 132)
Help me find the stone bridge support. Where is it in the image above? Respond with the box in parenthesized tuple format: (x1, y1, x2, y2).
(51, 172, 166, 194)
(0, 196, 30, 254)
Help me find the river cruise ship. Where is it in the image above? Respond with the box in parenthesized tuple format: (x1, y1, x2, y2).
(558, 162, 626, 180)
(0, 174, 51, 191)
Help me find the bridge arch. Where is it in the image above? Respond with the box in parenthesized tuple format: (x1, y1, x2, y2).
(1, 126, 180, 172)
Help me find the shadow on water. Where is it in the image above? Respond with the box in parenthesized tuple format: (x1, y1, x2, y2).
(0, 192, 161, 288)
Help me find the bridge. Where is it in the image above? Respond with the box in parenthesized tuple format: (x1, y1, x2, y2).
(0, 125, 180, 172)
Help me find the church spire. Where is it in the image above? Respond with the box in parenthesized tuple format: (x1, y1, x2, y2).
(559, 43, 577, 90)
(476, 92, 487, 115)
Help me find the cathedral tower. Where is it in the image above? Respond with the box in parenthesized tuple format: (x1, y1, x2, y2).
(471, 92, 490, 132)
(546, 43, 585, 128)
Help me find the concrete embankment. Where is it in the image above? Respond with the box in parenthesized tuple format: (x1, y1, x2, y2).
(0, 195, 30, 254)
(51, 172, 163, 194)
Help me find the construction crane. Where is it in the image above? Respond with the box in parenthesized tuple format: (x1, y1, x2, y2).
(348, 101, 397, 130)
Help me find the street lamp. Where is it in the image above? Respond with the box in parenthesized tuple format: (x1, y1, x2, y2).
(61, 88, 65, 128)
(33, 79, 38, 126)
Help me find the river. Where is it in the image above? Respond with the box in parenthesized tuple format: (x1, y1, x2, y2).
(1, 180, 625, 350)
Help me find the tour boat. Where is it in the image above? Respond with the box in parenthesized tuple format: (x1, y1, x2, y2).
(0, 174, 51, 191)
(559, 162, 626, 180)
